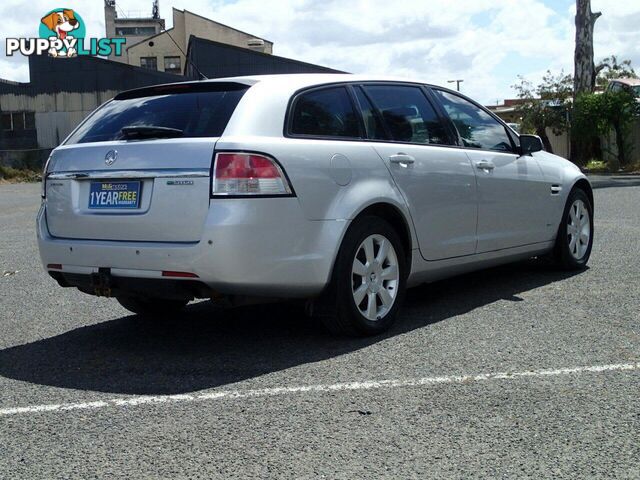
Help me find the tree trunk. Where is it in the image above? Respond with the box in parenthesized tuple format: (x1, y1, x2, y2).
(572, 0, 601, 165)
(536, 127, 554, 154)
(573, 0, 601, 96)
(612, 121, 624, 170)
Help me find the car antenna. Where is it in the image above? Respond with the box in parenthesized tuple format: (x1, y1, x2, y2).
(154, 15, 208, 80)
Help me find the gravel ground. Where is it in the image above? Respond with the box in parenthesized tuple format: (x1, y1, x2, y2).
(0, 183, 638, 479)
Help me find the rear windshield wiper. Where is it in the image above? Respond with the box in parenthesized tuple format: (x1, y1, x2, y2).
(120, 125, 183, 140)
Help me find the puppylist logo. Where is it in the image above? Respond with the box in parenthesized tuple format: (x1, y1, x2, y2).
(6, 8, 126, 58)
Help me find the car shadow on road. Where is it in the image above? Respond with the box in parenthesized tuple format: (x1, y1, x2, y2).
(0, 261, 584, 396)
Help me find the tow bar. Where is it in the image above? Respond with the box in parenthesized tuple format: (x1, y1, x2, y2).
(91, 268, 113, 297)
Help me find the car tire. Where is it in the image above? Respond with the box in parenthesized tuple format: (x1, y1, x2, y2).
(116, 296, 188, 318)
(318, 216, 407, 336)
(552, 188, 594, 270)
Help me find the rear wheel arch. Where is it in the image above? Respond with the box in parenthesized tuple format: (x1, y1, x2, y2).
(319, 212, 408, 335)
(353, 203, 413, 270)
(323, 202, 413, 298)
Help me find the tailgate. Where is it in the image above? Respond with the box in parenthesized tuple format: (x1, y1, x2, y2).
(45, 139, 215, 243)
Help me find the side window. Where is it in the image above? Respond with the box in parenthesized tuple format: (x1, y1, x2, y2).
(290, 87, 360, 138)
(433, 89, 513, 152)
(353, 87, 387, 140)
(362, 85, 451, 145)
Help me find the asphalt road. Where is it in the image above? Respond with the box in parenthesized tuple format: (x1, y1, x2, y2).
(0, 183, 638, 479)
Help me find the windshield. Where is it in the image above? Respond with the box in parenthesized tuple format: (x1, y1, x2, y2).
(66, 85, 248, 144)
(633, 85, 640, 97)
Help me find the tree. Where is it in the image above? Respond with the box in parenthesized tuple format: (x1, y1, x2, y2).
(573, 90, 639, 170)
(512, 71, 573, 154)
(596, 55, 638, 88)
(572, 0, 602, 164)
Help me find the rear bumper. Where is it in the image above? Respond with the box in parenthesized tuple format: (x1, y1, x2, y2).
(37, 197, 347, 298)
(49, 271, 211, 301)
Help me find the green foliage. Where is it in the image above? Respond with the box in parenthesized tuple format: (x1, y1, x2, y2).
(596, 55, 638, 87)
(511, 57, 637, 165)
(512, 71, 573, 152)
(572, 93, 607, 139)
(573, 89, 639, 168)
(585, 159, 608, 173)
(0, 165, 41, 183)
(512, 71, 573, 133)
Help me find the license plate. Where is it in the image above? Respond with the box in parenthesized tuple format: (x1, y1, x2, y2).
(88, 181, 141, 209)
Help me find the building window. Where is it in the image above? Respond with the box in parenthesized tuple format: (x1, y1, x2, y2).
(25, 112, 36, 129)
(164, 56, 181, 74)
(1, 112, 35, 131)
(115, 26, 157, 36)
(1, 113, 12, 131)
(140, 57, 158, 70)
(12, 112, 24, 130)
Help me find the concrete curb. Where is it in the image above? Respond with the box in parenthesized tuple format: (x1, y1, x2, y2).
(586, 175, 640, 189)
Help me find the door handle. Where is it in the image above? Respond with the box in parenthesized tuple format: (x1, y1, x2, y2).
(475, 160, 495, 171)
(389, 153, 415, 165)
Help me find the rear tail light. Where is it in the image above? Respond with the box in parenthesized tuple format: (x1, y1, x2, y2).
(212, 153, 292, 196)
(41, 154, 53, 199)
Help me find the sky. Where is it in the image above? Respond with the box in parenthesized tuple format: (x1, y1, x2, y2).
(1, 0, 639, 104)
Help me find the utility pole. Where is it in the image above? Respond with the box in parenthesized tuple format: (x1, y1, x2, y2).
(447, 79, 464, 91)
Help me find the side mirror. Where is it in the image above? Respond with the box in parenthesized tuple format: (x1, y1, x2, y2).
(519, 134, 544, 155)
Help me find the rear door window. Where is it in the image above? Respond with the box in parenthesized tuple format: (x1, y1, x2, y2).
(353, 87, 388, 140)
(362, 85, 452, 145)
(433, 89, 514, 152)
(66, 83, 249, 144)
(289, 87, 360, 138)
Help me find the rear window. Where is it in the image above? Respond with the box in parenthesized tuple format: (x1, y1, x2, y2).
(66, 84, 248, 144)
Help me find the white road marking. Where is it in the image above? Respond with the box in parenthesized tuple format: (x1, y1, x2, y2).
(0, 362, 637, 417)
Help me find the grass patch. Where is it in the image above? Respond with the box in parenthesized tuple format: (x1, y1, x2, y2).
(585, 159, 609, 173)
(625, 161, 640, 174)
(0, 165, 41, 183)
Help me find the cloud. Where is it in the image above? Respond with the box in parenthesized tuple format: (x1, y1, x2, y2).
(0, 0, 639, 104)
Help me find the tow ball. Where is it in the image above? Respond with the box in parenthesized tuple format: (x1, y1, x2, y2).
(91, 268, 113, 297)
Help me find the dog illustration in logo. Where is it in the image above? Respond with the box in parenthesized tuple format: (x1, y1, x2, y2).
(41, 9, 79, 57)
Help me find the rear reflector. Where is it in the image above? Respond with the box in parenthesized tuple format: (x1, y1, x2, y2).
(161, 271, 199, 278)
(47, 264, 62, 270)
(212, 153, 292, 196)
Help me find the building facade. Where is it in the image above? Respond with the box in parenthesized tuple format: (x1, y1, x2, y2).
(0, 20, 339, 168)
(105, 1, 273, 74)
(104, 0, 165, 62)
(0, 55, 180, 167)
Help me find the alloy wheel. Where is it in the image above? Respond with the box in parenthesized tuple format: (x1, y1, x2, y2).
(351, 234, 400, 321)
(567, 199, 591, 260)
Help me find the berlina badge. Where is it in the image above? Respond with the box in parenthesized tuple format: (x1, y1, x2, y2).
(105, 150, 118, 166)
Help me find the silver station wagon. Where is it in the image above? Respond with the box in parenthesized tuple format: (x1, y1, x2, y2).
(38, 74, 594, 336)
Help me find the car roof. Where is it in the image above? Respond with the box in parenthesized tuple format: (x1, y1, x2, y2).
(204, 73, 434, 88)
(114, 74, 446, 103)
(610, 77, 640, 87)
